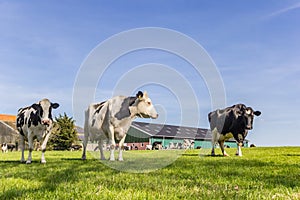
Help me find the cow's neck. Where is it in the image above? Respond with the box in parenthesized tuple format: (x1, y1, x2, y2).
(129, 106, 139, 119)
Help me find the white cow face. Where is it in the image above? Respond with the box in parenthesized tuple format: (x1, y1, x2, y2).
(136, 91, 158, 119)
(38, 99, 60, 125)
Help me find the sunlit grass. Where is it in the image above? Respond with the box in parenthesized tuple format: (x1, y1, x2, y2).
(0, 147, 299, 199)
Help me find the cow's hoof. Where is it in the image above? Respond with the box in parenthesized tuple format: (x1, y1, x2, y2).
(41, 160, 46, 164)
(118, 158, 124, 162)
(224, 154, 230, 157)
(26, 160, 32, 164)
(82, 156, 86, 160)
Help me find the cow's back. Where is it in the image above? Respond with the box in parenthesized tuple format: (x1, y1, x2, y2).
(208, 108, 234, 135)
(84, 95, 135, 139)
(85, 101, 110, 140)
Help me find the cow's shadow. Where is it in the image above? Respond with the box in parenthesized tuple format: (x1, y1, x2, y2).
(61, 158, 83, 161)
(0, 160, 20, 164)
(182, 153, 224, 157)
(199, 154, 224, 157)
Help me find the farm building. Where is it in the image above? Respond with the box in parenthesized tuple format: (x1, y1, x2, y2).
(0, 114, 19, 145)
(125, 122, 248, 150)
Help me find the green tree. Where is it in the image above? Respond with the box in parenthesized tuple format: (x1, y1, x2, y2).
(49, 113, 78, 150)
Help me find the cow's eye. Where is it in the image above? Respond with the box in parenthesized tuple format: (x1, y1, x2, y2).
(147, 102, 151, 105)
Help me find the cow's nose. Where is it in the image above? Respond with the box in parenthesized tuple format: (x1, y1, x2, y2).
(42, 119, 51, 125)
(153, 114, 159, 119)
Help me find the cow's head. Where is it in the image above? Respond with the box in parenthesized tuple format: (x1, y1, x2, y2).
(33, 99, 59, 126)
(135, 91, 158, 119)
(234, 104, 261, 130)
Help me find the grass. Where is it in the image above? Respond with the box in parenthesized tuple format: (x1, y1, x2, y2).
(0, 147, 299, 199)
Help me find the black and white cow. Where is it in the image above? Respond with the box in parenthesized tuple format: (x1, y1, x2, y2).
(1, 143, 16, 152)
(208, 104, 261, 156)
(82, 91, 158, 161)
(16, 99, 59, 164)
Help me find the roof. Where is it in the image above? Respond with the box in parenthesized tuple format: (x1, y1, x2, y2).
(131, 121, 212, 140)
(75, 126, 84, 134)
(0, 114, 16, 122)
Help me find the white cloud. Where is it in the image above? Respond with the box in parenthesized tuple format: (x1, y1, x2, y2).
(266, 2, 300, 18)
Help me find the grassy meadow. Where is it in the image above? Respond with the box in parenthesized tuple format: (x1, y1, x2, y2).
(0, 147, 299, 199)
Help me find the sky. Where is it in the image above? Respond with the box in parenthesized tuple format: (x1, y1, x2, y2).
(0, 1, 300, 146)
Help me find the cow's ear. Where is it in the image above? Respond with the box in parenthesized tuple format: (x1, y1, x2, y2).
(51, 103, 59, 109)
(245, 108, 252, 115)
(254, 111, 261, 116)
(143, 91, 148, 99)
(136, 91, 143, 99)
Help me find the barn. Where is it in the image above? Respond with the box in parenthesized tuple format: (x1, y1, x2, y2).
(0, 114, 19, 146)
(125, 122, 248, 150)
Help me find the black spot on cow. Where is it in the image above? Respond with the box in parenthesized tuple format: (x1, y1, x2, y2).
(16, 109, 28, 136)
(17, 111, 25, 128)
(27, 104, 42, 127)
(114, 97, 137, 120)
(94, 101, 106, 115)
(92, 119, 96, 127)
(91, 101, 106, 127)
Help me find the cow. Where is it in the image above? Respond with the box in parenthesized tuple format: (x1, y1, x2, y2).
(1, 143, 8, 153)
(1, 143, 16, 152)
(208, 104, 261, 156)
(82, 91, 158, 161)
(145, 144, 152, 150)
(16, 99, 59, 164)
(183, 139, 195, 149)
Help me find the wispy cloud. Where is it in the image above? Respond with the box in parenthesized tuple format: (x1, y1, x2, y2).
(266, 2, 300, 18)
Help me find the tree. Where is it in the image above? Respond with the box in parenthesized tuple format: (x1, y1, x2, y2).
(48, 113, 78, 150)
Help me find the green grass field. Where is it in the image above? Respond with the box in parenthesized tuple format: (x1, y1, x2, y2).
(0, 147, 299, 199)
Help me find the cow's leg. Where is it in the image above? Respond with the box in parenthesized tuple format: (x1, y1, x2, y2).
(81, 131, 89, 160)
(211, 141, 216, 156)
(236, 143, 243, 156)
(118, 134, 126, 161)
(211, 128, 218, 156)
(81, 138, 87, 160)
(82, 112, 89, 160)
(40, 132, 51, 163)
(108, 126, 115, 161)
(98, 139, 106, 160)
(219, 141, 229, 156)
(26, 134, 34, 164)
(20, 135, 26, 163)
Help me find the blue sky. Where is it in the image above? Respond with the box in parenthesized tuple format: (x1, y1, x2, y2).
(1, 1, 300, 146)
